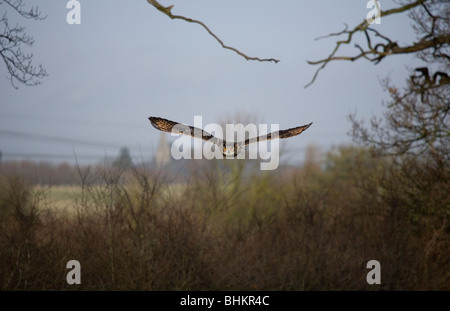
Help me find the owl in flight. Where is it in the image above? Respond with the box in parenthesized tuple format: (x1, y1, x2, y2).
(149, 116, 313, 158)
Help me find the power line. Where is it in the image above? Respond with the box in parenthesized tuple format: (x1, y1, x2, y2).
(1, 152, 155, 163)
(0, 111, 145, 130)
(0, 128, 124, 148)
(1, 153, 108, 160)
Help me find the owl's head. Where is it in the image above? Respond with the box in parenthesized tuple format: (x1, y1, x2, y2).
(222, 142, 240, 158)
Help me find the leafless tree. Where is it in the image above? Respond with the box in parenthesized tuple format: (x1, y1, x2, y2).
(306, 0, 449, 87)
(0, 0, 48, 89)
(308, 0, 449, 159)
(348, 75, 449, 159)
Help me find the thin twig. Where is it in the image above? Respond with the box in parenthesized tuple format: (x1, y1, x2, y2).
(146, 0, 279, 63)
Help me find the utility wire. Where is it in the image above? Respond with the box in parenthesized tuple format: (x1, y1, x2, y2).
(0, 128, 124, 148)
(1, 153, 125, 160)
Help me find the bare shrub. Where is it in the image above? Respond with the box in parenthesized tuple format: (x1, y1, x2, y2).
(0, 148, 448, 290)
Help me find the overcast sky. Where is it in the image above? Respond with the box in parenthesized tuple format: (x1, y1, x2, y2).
(0, 0, 421, 165)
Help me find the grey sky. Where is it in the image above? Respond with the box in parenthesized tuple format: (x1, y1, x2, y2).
(0, 0, 421, 165)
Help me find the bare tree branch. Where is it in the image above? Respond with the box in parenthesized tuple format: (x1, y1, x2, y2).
(311, 1, 450, 160)
(146, 0, 279, 63)
(1, 0, 46, 20)
(0, 0, 47, 88)
(305, 0, 431, 87)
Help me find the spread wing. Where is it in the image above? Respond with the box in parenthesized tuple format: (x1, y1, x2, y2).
(244, 122, 312, 146)
(148, 116, 223, 146)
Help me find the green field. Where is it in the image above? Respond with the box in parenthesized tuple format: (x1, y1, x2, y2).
(42, 183, 188, 216)
(46, 185, 82, 215)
